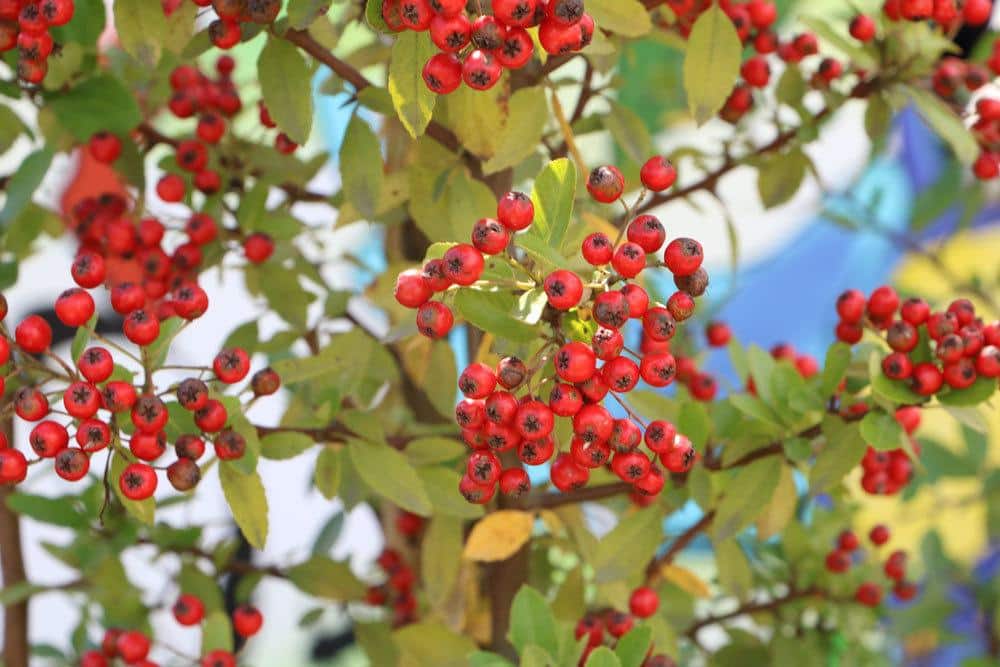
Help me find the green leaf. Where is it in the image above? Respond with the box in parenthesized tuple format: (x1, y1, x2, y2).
(49, 76, 142, 139)
(0, 582, 46, 606)
(909, 86, 979, 165)
(454, 290, 539, 343)
(115, 0, 168, 67)
(253, 263, 312, 329)
(809, 417, 866, 493)
(388, 31, 439, 138)
(364, 0, 390, 32)
(586, 647, 623, 667)
(314, 447, 341, 499)
(508, 586, 560, 657)
(405, 437, 465, 466)
(394, 622, 478, 667)
(356, 623, 400, 667)
(757, 149, 810, 208)
(0, 148, 53, 228)
(468, 652, 515, 667)
(201, 611, 233, 654)
(443, 81, 506, 159)
(219, 462, 269, 549)
(615, 626, 653, 667)
(937, 377, 996, 406)
(586, 0, 652, 37)
(260, 432, 315, 460)
(715, 539, 752, 599)
(530, 158, 578, 248)
(819, 342, 851, 396)
(409, 161, 496, 241)
(287, 0, 332, 29)
(287, 556, 367, 600)
(178, 563, 225, 613)
(416, 466, 484, 519)
(683, 4, 742, 124)
(348, 439, 433, 516)
(421, 515, 464, 610)
(865, 94, 893, 144)
(258, 36, 314, 144)
(677, 400, 711, 449)
(110, 454, 155, 525)
(482, 86, 548, 174)
(859, 411, 904, 451)
(0, 105, 29, 155)
(746, 345, 777, 406)
(340, 114, 383, 218)
(5, 493, 85, 529)
(592, 508, 663, 583)
(604, 101, 653, 165)
(145, 317, 184, 369)
(868, 351, 923, 404)
(712, 457, 782, 542)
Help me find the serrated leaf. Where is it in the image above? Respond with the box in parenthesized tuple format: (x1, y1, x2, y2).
(49, 76, 142, 139)
(388, 31, 438, 138)
(348, 439, 433, 516)
(530, 158, 578, 248)
(287, 556, 366, 600)
(463, 510, 533, 562)
(340, 114, 383, 218)
(683, 5, 742, 124)
(258, 36, 314, 144)
(586, 0, 652, 37)
(454, 290, 539, 343)
(712, 457, 782, 541)
(219, 462, 268, 549)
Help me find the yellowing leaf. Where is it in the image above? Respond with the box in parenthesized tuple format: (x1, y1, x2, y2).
(219, 462, 269, 549)
(683, 4, 742, 125)
(586, 0, 652, 37)
(659, 564, 711, 598)
(755, 465, 797, 540)
(463, 510, 534, 562)
(388, 31, 439, 138)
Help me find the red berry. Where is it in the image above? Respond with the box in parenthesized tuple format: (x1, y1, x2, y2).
(602, 356, 639, 393)
(825, 550, 851, 573)
(963, 0, 992, 24)
(593, 290, 630, 329)
(54, 288, 95, 327)
(467, 449, 502, 486)
(586, 165, 624, 203)
(101, 381, 138, 413)
(499, 468, 530, 497)
(15, 314, 52, 353)
(581, 232, 614, 265)
(423, 52, 463, 94)
(640, 156, 677, 192)
(459, 473, 496, 504)
(627, 215, 666, 253)
(660, 436, 695, 473)
(76, 418, 111, 452)
(471, 217, 510, 255)
(442, 243, 484, 286)
(495, 26, 534, 69)
(213, 348, 250, 384)
(836, 289, 866, 323)
(63, 381, 100, 419)
(628, 586, 659, 618)
(867, 285, 899, 319)
(214, 429, 246, 460)
(543, 270, 583, 310)
(115, 631, 151, 663)
(869, 524, 890, 545)
(243, 232, 275, 263)
(123, 309, 160, 346)
(663, 237, 703, 276)
(741, 55, 770, 87)
(572, 403, 613, 443)
(550, 452, 588, 491)
(0, 449, 27, 484)
(554, 341, 596, 383)
(88, 132, 122, 164)
(497, 191, 534, 230)
(612, 242, 646, 279)
(493, 0, 538, 26)
(640, 352, 677, 387)
(642, 306, 677, 342)
(459, 362, 498, 400)
(195, 399, 228, 433)
(173, 593, 206, 626)
(706, 321, 732, 347)
(548, 383, 583, 417)
(71, 250, 106, 289)
(462, 49, 503, 90)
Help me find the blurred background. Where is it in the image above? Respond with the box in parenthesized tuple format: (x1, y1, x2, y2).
(1, 1, 999, 665)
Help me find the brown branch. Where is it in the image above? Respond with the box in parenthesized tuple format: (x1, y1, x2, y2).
(522, 481, 633, 510)
(645, 510, 715, 585)
(0, 411, 28, 667)
(684, 586, 827, 638)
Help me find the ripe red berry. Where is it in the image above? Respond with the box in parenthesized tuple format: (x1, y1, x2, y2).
(499, 467, 530, 497)
(741, 55, 771, 87)
(836, 289, 866, 323)
(471, 217, 510, 255)
(416, 301, 453, 339)
(543, 270, 583, 310)
(467, 450, 502, 486)
(201, 650, 237, 667)
(123, 309, 160, 346)
(173, 593, 206, 626)
(15, 314, 52, 353)
(495, 26, 534, 69)
(89, 132, 122, 164)
(115, 631, 151, 663)
(849, 14, 876, 41)
(586, 165, 625, 203)
(101, 381, 138, 413)
(660, 436, 695, 473)
(643, 420, 677, 455)
(627, 215, 666, 253)
(462, 49, 502, 90)
(642, 306, 677, 342)
(825, 549, 851, 573)
(515, 400, 554, 439)
(76, 418, 111, 452)
(663, 237, 703, 277)
(640, 352, 677, 387)
(867, 286, 899, 319)
(572, 403, 614, 443)
(54, 447, 89, 481)
(869, 524, 890, 546)
(443, 243, 484, 286)
(459, 362, 497, 399)
(550, 452, 589, 491)
(602, 356, 639, 393)
(581, 232, 614, 265)
(554, 341, 596, 383)
(54, 288, 95, 327)
(423, 52, 463, 94)
(213, 348, 250, 384)
(195, 399, 228, 433)
(243, 232, 275, 263)
(628, 586, 659, 618)
(214, 429, 247, 460)
(548, 383, 583, 417)
(593, 290, 630, 329)
(612, 242, 646, 279)
(0, 449, 27, 485)
(459, 472, 496, 504)
(640, 156, 677, 192)
(964, 0, 992, 24)
(497, 191, 534, 230)
(63, 381, 101, 419)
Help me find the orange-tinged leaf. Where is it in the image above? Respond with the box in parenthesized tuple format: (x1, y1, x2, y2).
(659, 564, 710, 598)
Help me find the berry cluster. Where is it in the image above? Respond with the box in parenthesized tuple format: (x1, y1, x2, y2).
(156, 56, 295, 209)
(404, 0, 594, 94)
(79, 601, 261, 666)
(880, 0, 992, 27)
(0, 0, 75, 85)
(856, 405, 922, 496)
(365, 548, 419, 627)
(834, 287, 1000, 394)
(574, 587, 674, 666)
(396, 156, 712, 503)
(824, 527, 918, 607)
(664, 0, 840, 123)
